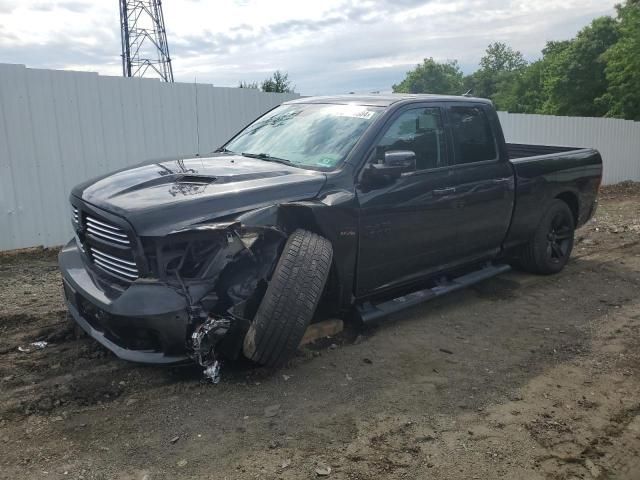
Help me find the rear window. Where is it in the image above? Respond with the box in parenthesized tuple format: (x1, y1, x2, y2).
(449, 106, 497, 164)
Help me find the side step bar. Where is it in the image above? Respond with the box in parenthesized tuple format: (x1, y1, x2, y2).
(355, 263, 511, 324)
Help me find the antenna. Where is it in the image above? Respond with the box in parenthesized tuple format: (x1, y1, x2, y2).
(119, 0, 174, 82)
(194, 77, 201, 157)
(462, 89, 473, 97)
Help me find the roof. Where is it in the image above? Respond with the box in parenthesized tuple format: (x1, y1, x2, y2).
(285, 93, 492, 107)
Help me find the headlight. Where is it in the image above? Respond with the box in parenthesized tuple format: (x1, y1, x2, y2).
(155, 223, 248, 280)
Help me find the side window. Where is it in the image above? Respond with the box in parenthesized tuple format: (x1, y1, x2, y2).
(376, 107, 446, 170)
(449, 106, 497, 164)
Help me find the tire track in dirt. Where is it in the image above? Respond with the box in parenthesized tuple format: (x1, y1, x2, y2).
(1, 187, 639, 479)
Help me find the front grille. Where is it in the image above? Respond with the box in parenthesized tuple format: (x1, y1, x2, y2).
(85, 216, 131, 245)
(90, 246, 139, 281)
(75, 209, 140, 282)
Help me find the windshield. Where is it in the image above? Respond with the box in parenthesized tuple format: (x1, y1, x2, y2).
(224, 103, 383, 170)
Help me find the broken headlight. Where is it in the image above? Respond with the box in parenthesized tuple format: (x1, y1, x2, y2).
(153, 224, 249, 281)
(161, 238, 224, 279)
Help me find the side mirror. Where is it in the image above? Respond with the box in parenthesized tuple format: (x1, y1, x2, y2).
(369, 150, 416, 178)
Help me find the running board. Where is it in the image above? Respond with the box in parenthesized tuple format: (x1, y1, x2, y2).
(355, 263, 511, 325)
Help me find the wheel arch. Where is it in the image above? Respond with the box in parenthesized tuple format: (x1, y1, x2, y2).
(554, 191, 579, 226)
(277, 202, 357, 315)
(233, 201, 358, 314)
(242, 228, 334, 366)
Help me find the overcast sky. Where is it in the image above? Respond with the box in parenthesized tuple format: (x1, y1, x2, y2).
(0, 0, 618, 95)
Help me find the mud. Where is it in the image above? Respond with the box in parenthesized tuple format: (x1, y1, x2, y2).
(1, 183, 639, 479)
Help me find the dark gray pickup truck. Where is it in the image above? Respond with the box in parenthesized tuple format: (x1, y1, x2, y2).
(59, 94, 602, 380)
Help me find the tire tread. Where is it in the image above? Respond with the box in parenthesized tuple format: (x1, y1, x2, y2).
(244, 229, 333, 367)
(519, 199, 575, 275)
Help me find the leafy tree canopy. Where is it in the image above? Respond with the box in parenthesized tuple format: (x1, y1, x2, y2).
(479, 42, 528, 73)
(393, 58, 464, 95)
(238, 71, 295, 93)
(261, 70, 295, 93)
(540, 16, 619, 117)
(392, 1, 640, 120)
(465, 42, 527, 101)
(601, 0, 640, 120)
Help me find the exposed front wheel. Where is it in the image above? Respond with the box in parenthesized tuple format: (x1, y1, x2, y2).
(242, 229, 333, 367)
(519, 199, 575, 275)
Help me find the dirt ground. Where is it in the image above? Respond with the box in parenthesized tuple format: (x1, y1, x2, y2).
(1, 183, 640, 480)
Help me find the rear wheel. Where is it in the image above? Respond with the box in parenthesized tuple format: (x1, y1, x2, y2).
(519, 199, 575, 275)
(242, 229, 333, 367)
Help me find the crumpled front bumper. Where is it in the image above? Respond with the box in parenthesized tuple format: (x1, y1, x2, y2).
(59, 240, 191, 364)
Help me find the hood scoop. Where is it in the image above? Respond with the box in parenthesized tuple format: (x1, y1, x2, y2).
(168, 175, 218, 197)
(176, 174, 217, 185)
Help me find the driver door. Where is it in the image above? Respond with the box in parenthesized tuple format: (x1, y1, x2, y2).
(355, 105, 461, 296)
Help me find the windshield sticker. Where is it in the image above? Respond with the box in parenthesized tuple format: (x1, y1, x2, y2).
(317, 156, 337, 166)
(329, 105, 377, 119)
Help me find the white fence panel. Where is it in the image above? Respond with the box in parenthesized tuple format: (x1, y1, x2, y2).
(497, 111, 640, 185)
(2, 63, 639, 251)
(0, 64, 298, 251)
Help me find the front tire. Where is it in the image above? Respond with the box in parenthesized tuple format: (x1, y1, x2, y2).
(519, 199, 575, 275)
(242, 229, 333, 367)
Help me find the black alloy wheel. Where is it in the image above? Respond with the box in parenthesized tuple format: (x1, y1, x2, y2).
(519, 199, 576, 275)
(546, 210, 574, 265)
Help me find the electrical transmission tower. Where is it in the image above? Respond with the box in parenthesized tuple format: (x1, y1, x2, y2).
(119, 0, 174, 82)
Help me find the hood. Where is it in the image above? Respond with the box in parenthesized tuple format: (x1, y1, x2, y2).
(73, 154, 327, 236)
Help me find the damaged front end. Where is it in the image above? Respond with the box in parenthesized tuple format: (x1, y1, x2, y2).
(148, 222, 286, 382)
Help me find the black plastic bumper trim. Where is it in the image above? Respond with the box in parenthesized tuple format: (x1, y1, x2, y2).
(67, 300, 189, 365)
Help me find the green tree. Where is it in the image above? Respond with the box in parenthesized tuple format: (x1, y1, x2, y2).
(493, 60, 546, 113)
(393, 58, 464, 94)
(261, 70, 294, 93)
(541, 16, 619, 116)
(391, 6, 640, 119)
(465, 42, 527, 103)
(492, 40, 572, 113)
(479, 42, 528, 73)
(601, 0, 640, 120)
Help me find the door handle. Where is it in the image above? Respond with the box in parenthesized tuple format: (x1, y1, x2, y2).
(433, 187, 456, 196)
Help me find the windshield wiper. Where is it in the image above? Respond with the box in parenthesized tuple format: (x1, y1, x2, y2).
(241, 152, 296, 167)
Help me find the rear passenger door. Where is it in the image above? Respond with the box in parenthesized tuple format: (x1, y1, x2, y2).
(445, 103, 515, 263)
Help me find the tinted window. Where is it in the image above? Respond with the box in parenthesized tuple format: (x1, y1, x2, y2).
(449, 106, 497, 164)
(376, 107, 446, 170)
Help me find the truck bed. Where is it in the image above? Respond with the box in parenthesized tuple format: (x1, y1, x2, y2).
(504, 142, 602, 251)
(506, 143, 583, 160)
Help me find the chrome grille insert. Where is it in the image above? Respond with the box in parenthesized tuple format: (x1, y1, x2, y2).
(85, 216, 131, 245)
(72, 206, 79, 225)
(90, 247, 139, 280)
